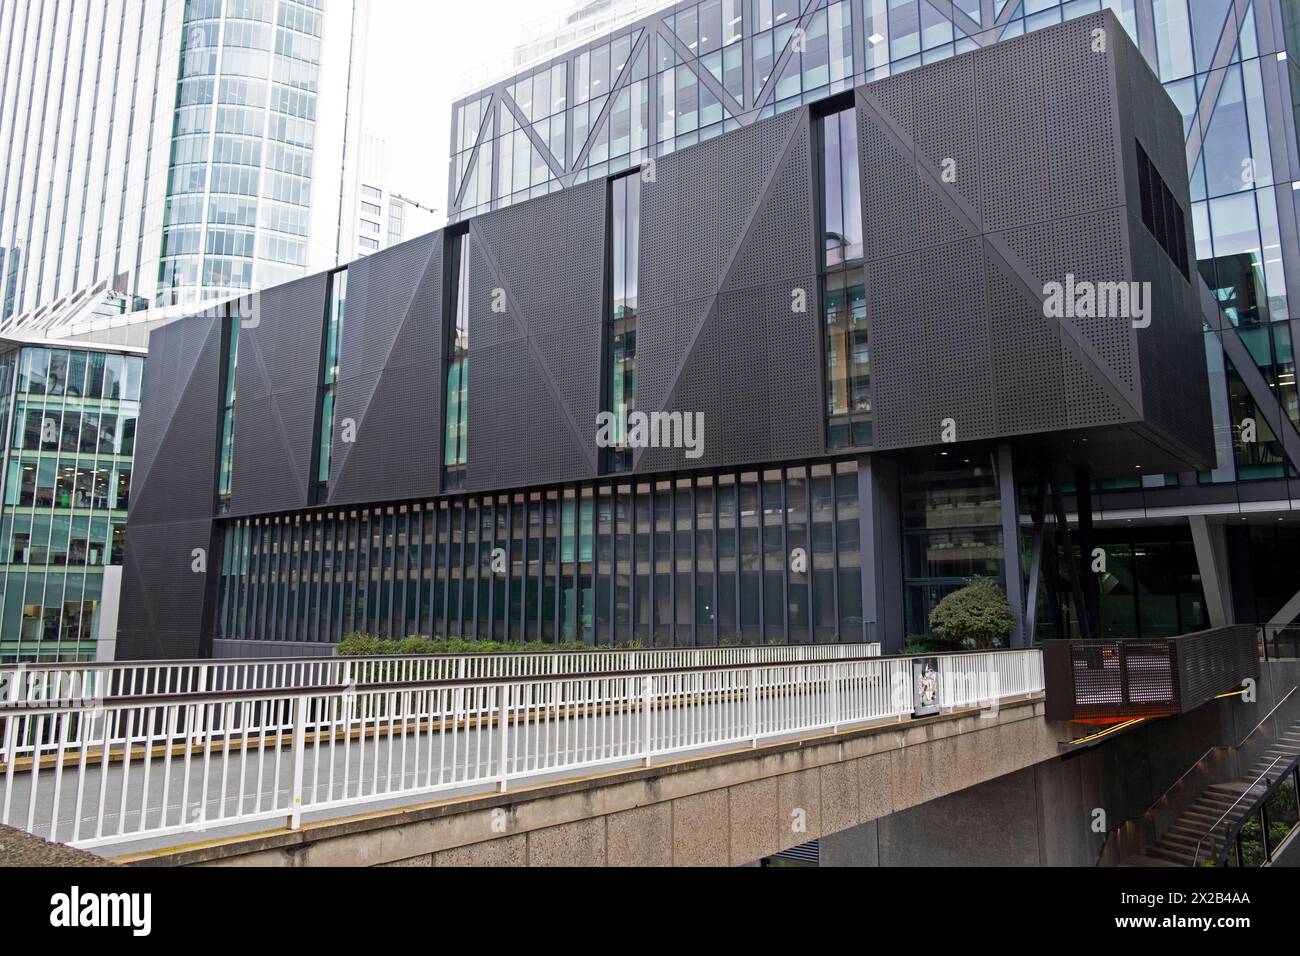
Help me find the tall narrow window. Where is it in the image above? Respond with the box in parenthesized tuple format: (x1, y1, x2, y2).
(217, 307, 239, 513)
(444, 229, 470, 489)
(820, 106, 870, 449)
(606, 172, 640, 473)
(316, 268, 347, 499)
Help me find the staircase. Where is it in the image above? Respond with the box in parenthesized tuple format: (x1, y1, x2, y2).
(1127, 720, 1300, 867)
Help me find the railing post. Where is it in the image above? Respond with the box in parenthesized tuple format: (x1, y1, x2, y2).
(831, 662, 840, 733)
(289, 695, 307, 830)
(497, 684, 511, 793)
(642, 675, 654, 767)
(749, 667, 759, 748)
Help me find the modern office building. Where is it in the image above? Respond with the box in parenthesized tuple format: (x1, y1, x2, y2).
(443, 0, 1300, 641)
(0, 0, 371, 659)
(119, 12, 1232, 660)
(0, 0, 370, 327)
(353, 135, 441, 256)
(0, 336, 144, 662)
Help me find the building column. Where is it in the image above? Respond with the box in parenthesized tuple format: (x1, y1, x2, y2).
(858, 454, 905, 653)
(1266, 588, 1300, 637)
(996, 444, 1027, 647)
(1189, 515, 1235, 628)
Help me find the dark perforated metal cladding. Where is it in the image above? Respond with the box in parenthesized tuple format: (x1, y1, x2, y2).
(1113, 18, 1214, 466)
(328, 233, 444, 505)
(229, 273, 328, 516)
(860, 10, 1209, 459)
(636, 108, 821, 473)
(465, 181, 606, 490)
(118, 311, 224, 660)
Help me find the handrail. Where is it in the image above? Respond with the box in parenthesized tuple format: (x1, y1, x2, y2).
(0, 642, 883, 671)
(1097, 687, 1295, 862)
(0, 643, 884, 704)
(0, 648, 1044, 714)
(1191, 752, 1299, 867)
(0, 648, 1044, 850)
(1236, 686, 1298, 750)
(0, 643, 881, 672)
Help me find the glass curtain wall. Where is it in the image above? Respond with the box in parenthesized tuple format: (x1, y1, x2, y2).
(315, 268, 346, 499)
(160, 0, 328, 304)
(818, 104, 870, 449)
(606, 171, 641, 473)
(218, 309, 240, 513)
(443, 230, 471, 489)
(216, 459, 865, 648)
(900, 450, 1005, 640)
(0, 346, 143, 661)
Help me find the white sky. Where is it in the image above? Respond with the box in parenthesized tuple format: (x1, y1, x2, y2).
(361, 0, 577, 224)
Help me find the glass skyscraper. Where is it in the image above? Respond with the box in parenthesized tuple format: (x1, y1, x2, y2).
(0, 0, 369, 324)
(0, 0, 371, 660)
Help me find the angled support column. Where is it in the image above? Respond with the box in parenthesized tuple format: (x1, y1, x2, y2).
(1267, 588, 1300, 636)
(996, 444, 1027, 647)
(1050, 479, 1094, 641)
(1189, 514, 1235, 628)
(1202, 285, 1300, 473)
(1023, 478, 1048, 647)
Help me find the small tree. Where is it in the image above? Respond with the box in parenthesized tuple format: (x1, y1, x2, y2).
(928, 578, 1014, 649)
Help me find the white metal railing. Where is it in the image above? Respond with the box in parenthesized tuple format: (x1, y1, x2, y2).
(0, 644, 881, 705)
(0, 649, 1040, 851)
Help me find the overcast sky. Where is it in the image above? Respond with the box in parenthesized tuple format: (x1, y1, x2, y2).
(361, 0, 577, 224)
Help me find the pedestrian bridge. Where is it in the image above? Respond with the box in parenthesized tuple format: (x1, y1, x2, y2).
(0, 646, 1047, 865)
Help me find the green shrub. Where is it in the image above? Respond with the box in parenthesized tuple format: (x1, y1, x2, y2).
(927, 578, 1014, 650)
(901, 633, 965, 655)
(335, 634, 620, 657)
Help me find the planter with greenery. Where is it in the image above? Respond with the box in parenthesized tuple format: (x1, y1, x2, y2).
(334, 634, 644, 657)
(926, 578, 1015, 650)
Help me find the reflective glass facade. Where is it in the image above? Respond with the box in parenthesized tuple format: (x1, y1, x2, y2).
(606, 171, 641, 472)
(315, 267, 346, 497)
(216, 460, 865, 648)
(819, 104, 869, 449)
(0, 0, 367, 323)
(0, 344, 143, 661)
(443, 231, 471, 489)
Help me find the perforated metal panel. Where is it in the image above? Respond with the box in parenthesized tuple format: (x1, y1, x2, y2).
(229, 273, 328, 516)
(465, 181, 606, 491)
(911, 53, 983, 244)
(860, 11, 1209, 463)
(119, 311, 225, 661)
(636, 137, 722, 426)
(971, 34, 1052, 233)
(1041, 14, 1122, 217)
(328, 233, 444, 506)
(635, 108, 821, 474)
(869, 239, 995, 448)
(127, 309, 224, 525)
(858, 79, 919, 261)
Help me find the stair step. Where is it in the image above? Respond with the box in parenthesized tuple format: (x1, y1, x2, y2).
(1128, 854, 1183, 867)
(1147, 845, 1194, 865)
(1162, 832, 1223, 853)
(1163, 825, 1222, 844)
